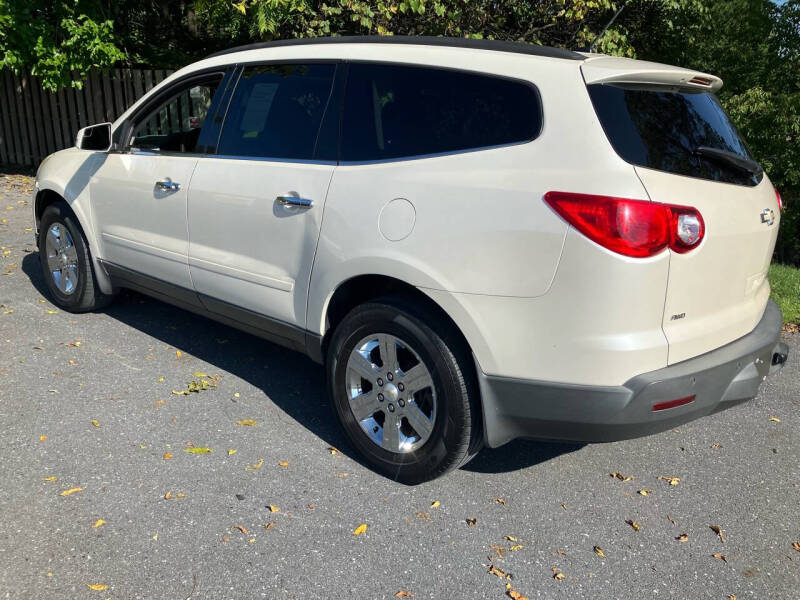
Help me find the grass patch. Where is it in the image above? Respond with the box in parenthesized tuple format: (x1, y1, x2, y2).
(770, 263, 800, 325)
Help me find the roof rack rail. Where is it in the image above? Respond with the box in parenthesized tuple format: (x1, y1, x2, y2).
(205, 35, 585, 61)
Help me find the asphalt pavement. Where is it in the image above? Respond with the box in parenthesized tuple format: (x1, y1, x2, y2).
(1, 173, 799, 600)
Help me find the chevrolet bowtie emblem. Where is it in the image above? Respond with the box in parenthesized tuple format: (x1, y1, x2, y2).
(760, 208, 775, 226)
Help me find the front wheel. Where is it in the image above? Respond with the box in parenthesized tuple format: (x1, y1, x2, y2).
(326, 298, 482, 484)
(39, 201, 113, 312)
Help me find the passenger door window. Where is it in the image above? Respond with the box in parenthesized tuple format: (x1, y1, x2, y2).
(130, 75, 224, 154)
(217, 64, 336, 160)
(341, 63, 542, 161)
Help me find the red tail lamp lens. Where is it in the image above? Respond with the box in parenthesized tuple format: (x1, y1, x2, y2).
(775, 187, 784, 212)
(652, 395, 696, 412)
(544, 192, 705, 258)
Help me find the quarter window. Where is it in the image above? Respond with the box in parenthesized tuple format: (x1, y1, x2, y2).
(130, 76, 223, 153)
(341, 63, 542, 161)
(217, 64, 335, 160)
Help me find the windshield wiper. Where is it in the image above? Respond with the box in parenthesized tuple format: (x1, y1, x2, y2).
(693, 146, 763, 178)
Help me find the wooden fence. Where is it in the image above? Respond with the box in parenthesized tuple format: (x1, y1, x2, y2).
(0, 68, 175, 168)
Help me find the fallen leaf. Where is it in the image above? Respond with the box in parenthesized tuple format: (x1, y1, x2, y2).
(769, 417, 781, 423)
(507, 588, 530, 600)
(233, 524, 248, 535)
(221, 534, 230, 543)
(40, 435, 47, 442)
(509, 544, 524, 551)
(308, 503, 314, 510)
(667, 515, 676, 526)
(46, 310, 58, 314)
(711, 443, 721, 449)
(176, 350, 182, 357)
(184, 447, 213, 454)
(490, 545, 506, 559)
(466, 517, 477, 527)
(164, 491, 172, 500)
(176, 493, 186, 498)
(553, 571, 565, 581)
(92, 519, 105, 528)
(267, 505, 279, 513)
(560, 503, 567, 510)
(193, 371, 209, 378)
(152, 533, 158, 541)
(278, 461, 289, 467)
(60, 487, 83, 496)
(493, 498, 507, 506)
(415, 512, 430, 521)
(228, 449, 237, 456)
(710, 525, 726, 543)
(157, 376, 165, 383)
(676, 533, 689, 543)
(264, 522, 276, 531)
(626, 519, 641, 531)
(504, 535, 518, 542)
(792, 541, 800, 552)
(248, 537, 255, 543)
(430, 500, 440, 508)
(712, 553, 728, 563)
(155, 399, 165, 407)
(237, 419, 257, 426)
(395, 591, 413, 598)
(638, 489, 653, 496)
(353, 523, 367, 536)
(658, 475, 680, 486)
(172, 390, 189, 396)
(163, 452, 172, 460)
(593, 546, 606, 558)
(729, 596, 737, 600)
(91, 420, 100, 427)
(245, 458, 264, 471)
(488, 565, 509, 579)
(43, 476, 57, 482)
(328, 446, 339, 455)
(611, 472, 633, 482)
(557, 549, 567, 557)
(86, 584, 108, 591)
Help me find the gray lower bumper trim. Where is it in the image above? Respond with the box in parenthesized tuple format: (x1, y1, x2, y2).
(479, 300, 787, 448)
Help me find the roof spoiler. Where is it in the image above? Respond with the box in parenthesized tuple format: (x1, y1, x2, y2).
(581, 56, 722, 92)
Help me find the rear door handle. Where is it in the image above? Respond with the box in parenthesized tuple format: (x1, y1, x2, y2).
(156, 179, 181, 192)
(276, 193, 313, 208)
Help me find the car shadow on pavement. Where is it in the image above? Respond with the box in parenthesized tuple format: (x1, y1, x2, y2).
(23, 252, 582, 479)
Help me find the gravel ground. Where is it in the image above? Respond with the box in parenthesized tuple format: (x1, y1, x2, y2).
(1, 173, 798, 600)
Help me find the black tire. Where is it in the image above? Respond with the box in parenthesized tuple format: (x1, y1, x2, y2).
(38, 201, 114, 313)
(326, 297, 483, 484)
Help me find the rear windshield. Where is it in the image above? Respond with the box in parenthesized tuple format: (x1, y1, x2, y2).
(587, 83, 762, 187)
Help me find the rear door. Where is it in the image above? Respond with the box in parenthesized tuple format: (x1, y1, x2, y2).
(585, 79, 780, 364)
(187, 63, 338, 332)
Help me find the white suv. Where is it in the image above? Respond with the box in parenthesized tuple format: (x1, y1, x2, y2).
(34, 37, 788, 483)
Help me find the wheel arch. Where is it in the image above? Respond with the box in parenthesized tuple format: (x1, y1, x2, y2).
(34, 186, 115, 295)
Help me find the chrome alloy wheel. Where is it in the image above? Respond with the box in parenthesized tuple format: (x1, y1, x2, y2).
(45, 222, 79, 295)
(345, 333, 437, 453)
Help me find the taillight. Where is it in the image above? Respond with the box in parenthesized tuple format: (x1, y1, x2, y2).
(544, 192, 705, 258)
(775, 187, 784, 212)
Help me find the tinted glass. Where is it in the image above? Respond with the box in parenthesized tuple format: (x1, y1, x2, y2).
(341, 64, 541, 161)
(587, 83, 761, 186)
(217, 64, 335, 160)
(131, 77, 222, 153)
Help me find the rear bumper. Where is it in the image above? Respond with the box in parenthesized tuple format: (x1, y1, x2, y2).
(478, 300, 788, 448)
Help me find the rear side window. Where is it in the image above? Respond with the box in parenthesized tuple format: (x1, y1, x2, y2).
(587, 84, 761, 186)
(218, 64, 335, 160)
(341, 63, 542, 161)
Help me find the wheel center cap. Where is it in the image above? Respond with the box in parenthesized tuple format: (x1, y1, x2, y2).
(383, 381, 399, 403)
(60, 253, 68, 266)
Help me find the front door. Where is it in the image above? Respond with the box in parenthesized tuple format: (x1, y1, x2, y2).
(91, 72, 228, 289)
(187, 63, 338, 331)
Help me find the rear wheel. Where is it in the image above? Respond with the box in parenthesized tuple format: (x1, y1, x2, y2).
(326, 298, 482, 483)
(39, 202, 113, 312)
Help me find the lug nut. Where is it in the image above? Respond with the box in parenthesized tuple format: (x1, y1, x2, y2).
(377, 378, 384, 386)
(397, 383, 405, 392)
(387, 372, 394, 381)
(388, 404, 395, 413)
(377, 393, 384, 402)
(398, 399, 405, 407)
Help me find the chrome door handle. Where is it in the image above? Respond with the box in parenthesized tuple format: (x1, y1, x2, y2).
(156, 179, 181, 192)
(276, 193, 313, 208)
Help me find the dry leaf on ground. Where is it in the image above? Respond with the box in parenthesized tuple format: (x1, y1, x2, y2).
(233, 524, 248, 535)
(86, 584, 108, 591)
(353, 523, 367, 536)
(509, 544, 523, 551)
(626, 519, 641, 531)
(769, 417, 781, 423)
(676, 533, 689, 542)
(395, 592, 413, 598)
(163, 452, 172, 460)
(593, 546, 606, 558)
(712, 553, 728, 563)
(92, 519, 105, 528)
(228, 449, 237, 455)
(60, 487, 83, 496)
(246, 458, 264, 471)
(792, 541, 800, 552)
(507, 588, 530, 600)
(466, 517, 477, 527)
(493, 498, 507, 506)
(237, 419, 256, 426)
(488, 565, 509, 579)
(611, 472, 633, 482)
(710, 525, 726, 543)
(278, 461, 289, 467)
(91, 420, 100, 427)
(185, 447, 213, 454)
(430, 500, 440, 508)
(264, 522, 276, 531)
(658, 475, 680, 486)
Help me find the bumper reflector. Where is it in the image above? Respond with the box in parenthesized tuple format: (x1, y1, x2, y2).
(652, 395, 696, 412)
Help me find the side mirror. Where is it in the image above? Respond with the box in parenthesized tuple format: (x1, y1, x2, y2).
(75, 123, 112, 152)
